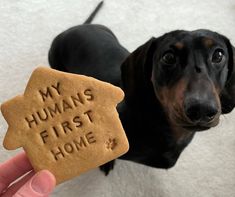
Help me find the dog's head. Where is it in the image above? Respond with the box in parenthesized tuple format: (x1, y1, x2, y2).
(121, 30, 235, 131)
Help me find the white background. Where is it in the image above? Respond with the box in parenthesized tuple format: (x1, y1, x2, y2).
(0, 0, 235, 196)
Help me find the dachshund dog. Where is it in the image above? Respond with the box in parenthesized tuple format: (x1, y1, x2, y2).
(48, 2, 235, 175)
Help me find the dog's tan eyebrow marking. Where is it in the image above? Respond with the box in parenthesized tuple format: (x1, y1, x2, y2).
(174, 42, 184, 50)
(203, 38, 214, 48)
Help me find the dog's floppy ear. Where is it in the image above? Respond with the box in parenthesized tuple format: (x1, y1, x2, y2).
(220, 39, 235, 114)
(121, 37, 157, 105)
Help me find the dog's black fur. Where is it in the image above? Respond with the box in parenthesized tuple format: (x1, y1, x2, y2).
(48, 2, 235, 175)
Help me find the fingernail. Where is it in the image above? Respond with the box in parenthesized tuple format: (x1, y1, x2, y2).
(31, 170, 55, 194)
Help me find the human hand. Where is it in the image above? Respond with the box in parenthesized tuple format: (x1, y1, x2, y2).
(0, 152, 56, 197)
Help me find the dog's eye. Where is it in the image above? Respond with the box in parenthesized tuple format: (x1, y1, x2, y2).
(212, 49, 224, 63)
(162, 52, 176, 65)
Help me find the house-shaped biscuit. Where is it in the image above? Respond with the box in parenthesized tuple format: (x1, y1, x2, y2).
(1, 66, 129, 184)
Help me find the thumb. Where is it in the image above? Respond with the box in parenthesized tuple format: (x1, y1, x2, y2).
(13, 170, 56, 197)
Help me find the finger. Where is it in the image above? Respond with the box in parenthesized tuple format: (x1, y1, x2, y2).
(1, 171, 35, 197)
(0, 152, 32, 193)
(13, 170, 56, 197)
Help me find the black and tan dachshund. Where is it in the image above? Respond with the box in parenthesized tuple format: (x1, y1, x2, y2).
(48, 2, 235, 175)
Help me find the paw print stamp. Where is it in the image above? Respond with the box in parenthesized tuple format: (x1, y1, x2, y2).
(106, 138, 117, 150)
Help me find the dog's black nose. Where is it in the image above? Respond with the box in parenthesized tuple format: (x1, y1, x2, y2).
(185, 102, 218, 123)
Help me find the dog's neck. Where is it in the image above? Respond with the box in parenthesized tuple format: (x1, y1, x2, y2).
(118, 96, 194, 140)
(118, 86, 195, 163)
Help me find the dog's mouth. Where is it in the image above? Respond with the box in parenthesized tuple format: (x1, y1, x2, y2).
(182, 125, 211, 131)
(160, 98, 221, 132)
(171, 110, 220, 132)
(180, 116, 220, 131)
(170, 118, 217, 132)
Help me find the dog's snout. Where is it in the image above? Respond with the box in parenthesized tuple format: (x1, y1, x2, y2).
(184, 100, 218, 123)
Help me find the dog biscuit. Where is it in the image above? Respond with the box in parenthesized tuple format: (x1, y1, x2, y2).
(1, 66, 129, 184)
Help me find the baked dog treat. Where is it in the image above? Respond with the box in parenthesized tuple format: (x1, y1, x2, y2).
(1, 66, 129, 184)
